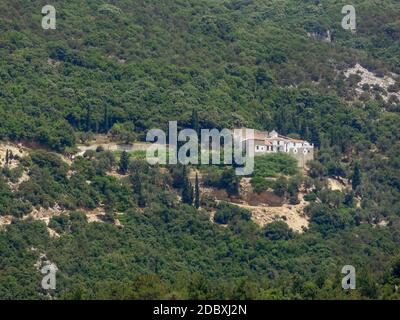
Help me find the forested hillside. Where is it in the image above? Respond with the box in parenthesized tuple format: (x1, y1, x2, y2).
(1, 0, 399, 149)
(1, 0, 400, 299)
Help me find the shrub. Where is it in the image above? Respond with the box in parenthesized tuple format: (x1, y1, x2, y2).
(264, 221, 294, 240)
(251, 177, 275, 193)
(214, 202, 251, 224)
(304, 193, 317, 202)
(253, 153, 298, 178)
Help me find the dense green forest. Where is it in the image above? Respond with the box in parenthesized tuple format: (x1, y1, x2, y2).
(1, 0, 400, 299)
(1, 0, 399, 149)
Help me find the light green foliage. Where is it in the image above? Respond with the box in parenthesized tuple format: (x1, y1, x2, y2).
(253, 153, 298, 178)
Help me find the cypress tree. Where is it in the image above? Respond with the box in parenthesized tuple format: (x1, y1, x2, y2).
(190, 182, 194, 203)
(137, 179, 146, 208)
(132, 173, 146, 207)
(194, 173, 200, 209)
(132, 172, 141, 194)
(118, 151, 130, 175)
(311, 128, 320, 147)
(182, 181, 193, 205)
(182, 166, 193, 205)
(220, 168, 239, 196)
(138, 192, 146, 208)
(191, 109, 201, 160)
(352, 162, 361, 191)
(103, 105, 109, 133)
(86, 105, 92, 132)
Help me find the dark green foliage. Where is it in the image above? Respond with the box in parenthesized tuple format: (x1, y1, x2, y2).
(48, 215, 71, 235)
(264, 221, 294, 240)
(0, 154, 400, 300)
(132, 173, 146, 208)
(352, 162, 361, 191)
(202, 166, 239, 196)
(85, 106, 92, 132)
(103, 105, 110, 133)
(306, 204, 354, 236)
(253, 154, 298, 178)
(171, 165, 185, 189)
(250, 176, 275, 193)
(118, 151, 130, 175)
(319, 190, 345, 208)
(289, 195, 300, 205)
(219, 168, 239, 197)
(0, 175, 31, 217)
(109, 122, 136, 144)
(214, 202, 251, 225)
(390, 256, 400, 278)
(194, 173, 200, 209)
(181, 166, 193, 205)
(273, 176, 288, 197)
(0, 0, 398, 151)
(304, 193, 317, 202)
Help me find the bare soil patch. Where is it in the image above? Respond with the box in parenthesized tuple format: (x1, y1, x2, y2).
(327, 177, 350, 192)
(0, 215, 13, 228)
(0, 143, 26, 169)
(234, 193, 309, 233)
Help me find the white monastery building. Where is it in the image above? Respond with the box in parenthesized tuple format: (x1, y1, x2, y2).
(234, 128, 314, 168)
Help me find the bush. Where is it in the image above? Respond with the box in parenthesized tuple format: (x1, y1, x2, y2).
(289, 195, 300, 205)
(264, 221, 294, 240)
(251, 177, 275, 193)
(304, 193, 317, 202)
(253, 153, 298, 178)
(307, 204, 353, 235)
(214, 202, 251, 225)
(273, 176, 288, 197)
(202, 167, 239, 196)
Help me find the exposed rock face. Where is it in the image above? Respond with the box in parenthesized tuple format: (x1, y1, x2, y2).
(327, 177, 350, 192)
(344, 63, 400, 102)
(307, 30, 332, 43)
(24, 204, 66, 226)
(239, 178, 253, 199)
(0, 215, 13, 228)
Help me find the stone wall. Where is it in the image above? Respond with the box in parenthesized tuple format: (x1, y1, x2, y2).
(288, 147, 314, 168)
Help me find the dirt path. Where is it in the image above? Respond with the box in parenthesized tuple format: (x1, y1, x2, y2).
(75, 142, 152, 157)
